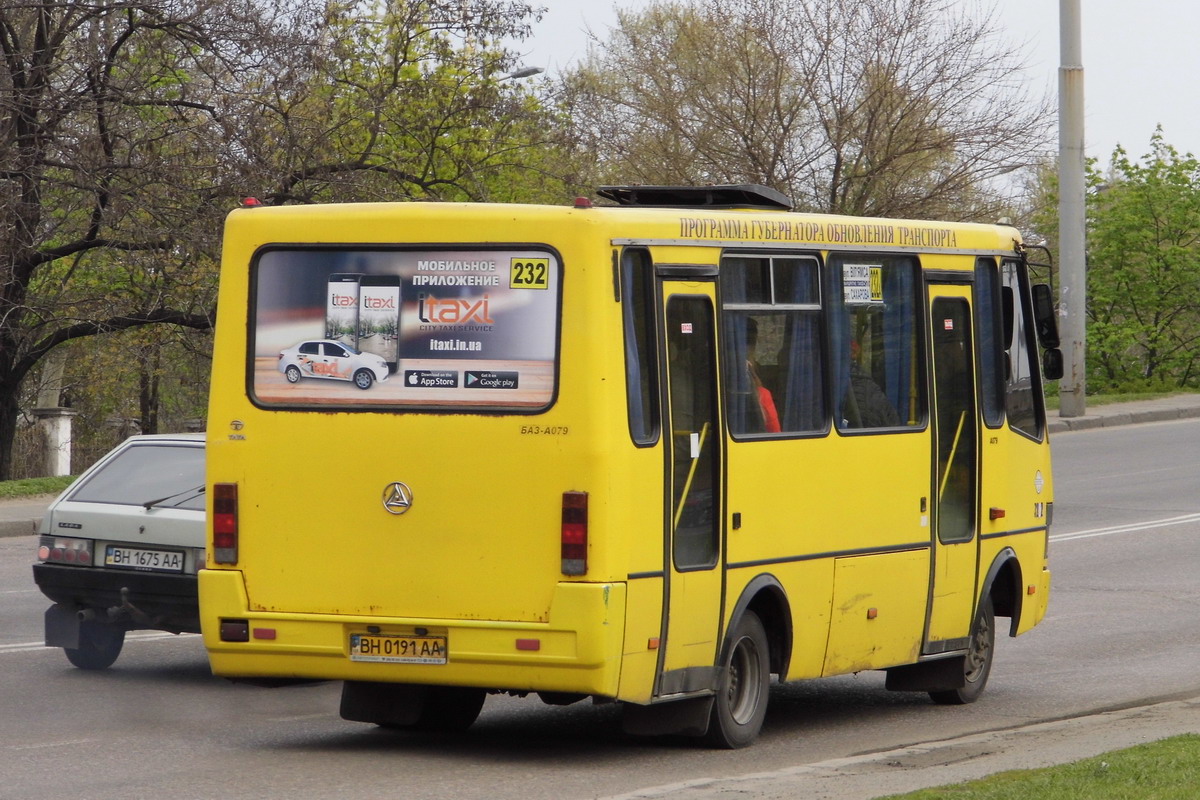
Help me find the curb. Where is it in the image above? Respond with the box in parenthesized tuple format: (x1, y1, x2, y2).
(1047, 403, 1200, 434)
(602, 696, 1200, 800)
(0, 518, 39, 539)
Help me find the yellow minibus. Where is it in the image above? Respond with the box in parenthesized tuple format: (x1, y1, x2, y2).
(201, 185, 1058, 747)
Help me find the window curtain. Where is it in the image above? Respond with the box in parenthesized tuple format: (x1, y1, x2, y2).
(882, 261, 915, 423)
(720, 259, 755, 434)
(779, 269, 824, 432)
(827, 261, 852, 425)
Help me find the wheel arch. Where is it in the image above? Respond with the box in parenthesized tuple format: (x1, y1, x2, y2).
(981, 547, 1023, 638)
(725, 574, 792, 678)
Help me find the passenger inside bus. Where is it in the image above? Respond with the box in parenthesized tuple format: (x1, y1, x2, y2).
(843, 338, 901, 428)
(746, 318, 781, 433)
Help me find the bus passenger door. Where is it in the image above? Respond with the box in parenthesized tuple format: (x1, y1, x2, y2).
(657, 284, 724, 696)
(925, 284, 980, 652)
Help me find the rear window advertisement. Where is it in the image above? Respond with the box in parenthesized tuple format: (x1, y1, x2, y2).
(252, 249, 559, 409)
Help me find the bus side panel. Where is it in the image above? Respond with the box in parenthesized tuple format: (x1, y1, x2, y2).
(612, 431, 668, 704)
(726, 433, 932, 679)
(822, 550, 928, 675)
(980, 427, 1053, 634)
(618, 576, 664, 703)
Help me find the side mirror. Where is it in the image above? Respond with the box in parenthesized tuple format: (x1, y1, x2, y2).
(1042, 347, 1064, 381)
(1031, 284, 1060, 349)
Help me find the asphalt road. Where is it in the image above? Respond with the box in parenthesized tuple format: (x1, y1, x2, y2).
(1, 413, 1199, 799)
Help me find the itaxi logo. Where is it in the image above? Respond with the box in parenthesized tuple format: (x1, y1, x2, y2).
(362, 295, 396, 309)
(417, 293, 493, 325)
(330, 293, 356, 307)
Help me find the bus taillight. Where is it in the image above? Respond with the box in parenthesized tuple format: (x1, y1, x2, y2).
(561, 491, 588, 576)
(213, 482, 239, 564)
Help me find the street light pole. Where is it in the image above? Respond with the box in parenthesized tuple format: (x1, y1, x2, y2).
(1058, 0, 1087, 417)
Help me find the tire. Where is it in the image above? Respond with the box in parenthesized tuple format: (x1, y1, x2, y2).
(412, 686, 486, 732)
(353, 369, 374, 390)
(930, 596, 995, 705)
(284, 365, 302, 383)
(64, 621, 125, 670)
(704, 611, 770, 748)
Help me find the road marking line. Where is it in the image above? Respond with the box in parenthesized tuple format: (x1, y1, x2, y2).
(8, 739, 99, 751)
(1051, 512, 1200, 542)
(0, 631, 196, 654)
(267, 713, 336, 722)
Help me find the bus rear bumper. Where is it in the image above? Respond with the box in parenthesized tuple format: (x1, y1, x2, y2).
(199, 569, 626, 697)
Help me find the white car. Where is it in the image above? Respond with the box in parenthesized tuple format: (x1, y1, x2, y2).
(32, 433, 205, 670)
(277, 339, 390, 390)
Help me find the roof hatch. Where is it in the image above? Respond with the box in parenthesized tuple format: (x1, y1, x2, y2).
(596, 184, 794, 211)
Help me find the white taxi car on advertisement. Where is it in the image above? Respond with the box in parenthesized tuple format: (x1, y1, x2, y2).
(31, 433, 205, 669)
(277, 339, 391, 390)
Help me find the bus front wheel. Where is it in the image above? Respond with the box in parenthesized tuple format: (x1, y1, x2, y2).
(704, 611, 770, 748)
(930, 596, 995, 705)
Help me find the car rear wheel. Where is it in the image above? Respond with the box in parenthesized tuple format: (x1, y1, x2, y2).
(353, 369, 374, 390)
(64, 621, 125, 670)
(284, 365, 301, 383)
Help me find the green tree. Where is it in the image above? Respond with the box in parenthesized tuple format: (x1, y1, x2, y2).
(563, 0, 1052, 220)
(1085, 132, 1200, 389)
(224, 0, 567, 205)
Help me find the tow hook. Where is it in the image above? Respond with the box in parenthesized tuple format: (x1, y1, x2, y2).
(116, 587, 178, 632)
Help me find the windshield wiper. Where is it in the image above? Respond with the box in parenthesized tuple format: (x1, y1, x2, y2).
(143, 484, 206, 509)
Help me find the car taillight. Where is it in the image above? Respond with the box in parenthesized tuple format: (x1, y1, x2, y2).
(561, 491, 588, 576)
(37, 535, 93, 566)
(213, 482, 238, 564)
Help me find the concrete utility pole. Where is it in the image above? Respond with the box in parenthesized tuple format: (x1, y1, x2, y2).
(1058, 0, 1087, 417)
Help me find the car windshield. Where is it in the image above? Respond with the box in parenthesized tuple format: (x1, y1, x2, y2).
(68, 443, 205, 511)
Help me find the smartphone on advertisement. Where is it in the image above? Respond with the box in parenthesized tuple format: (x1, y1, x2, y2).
(357, 274, 401, 371)
(326, 273, 361, 346)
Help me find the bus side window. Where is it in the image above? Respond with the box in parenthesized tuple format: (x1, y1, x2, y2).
(975, 258, 1006, 427)
(1001, 260, 1044, 438)
(720, 255, 824, 436)
(828, 256, 922, 430)
(622, 248, 659, 445)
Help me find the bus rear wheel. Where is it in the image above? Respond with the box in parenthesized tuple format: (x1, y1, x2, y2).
(411, 686, 486, 732)
(704, 611, 769, 748)
(343, 682, 486, 733)
(931, 596, 995, 705)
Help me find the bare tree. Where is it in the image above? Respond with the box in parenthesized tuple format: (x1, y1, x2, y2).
(563, 0, 1052, 220)
(0, 0, 272, 476)
(0, 0, 558, 478)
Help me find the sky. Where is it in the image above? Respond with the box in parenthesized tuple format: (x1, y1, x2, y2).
(521, 0, 1200, 165)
